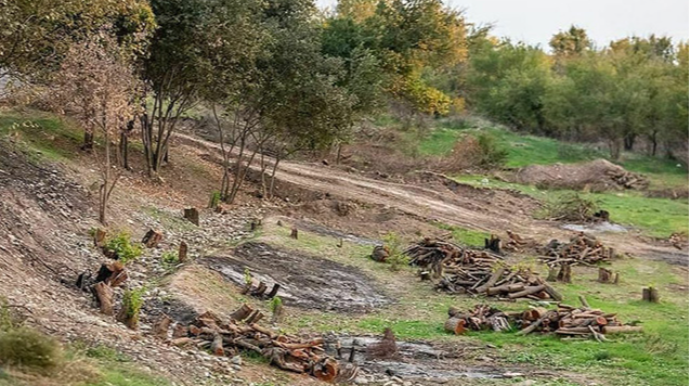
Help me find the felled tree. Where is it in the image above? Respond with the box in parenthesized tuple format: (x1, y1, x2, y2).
(50, 31, 140, 224)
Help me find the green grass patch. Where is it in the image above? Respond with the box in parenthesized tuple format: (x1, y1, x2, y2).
(433, 222, 490, 247)
(455, 175, 688, 238)
(0, 108, 83, 161)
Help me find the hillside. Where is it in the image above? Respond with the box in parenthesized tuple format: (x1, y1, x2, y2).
(0, 107, 687, 386)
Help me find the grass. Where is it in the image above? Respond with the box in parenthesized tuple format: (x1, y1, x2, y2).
(455, 175, 688, 238)
(247, 221, 689, 386)
(433, 222, 490, 247)
(415, 120, 688, 191)
(0, 108, 83, 162)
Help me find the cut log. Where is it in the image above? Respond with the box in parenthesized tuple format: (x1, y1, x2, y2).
(93, 282, 113, 315)
(602, 325, 643, 334)
(172, 323, 188, 338)
(597, 267, 614, 283)
(171, 337, 193, 347)
(230, 304, 253, 321)
(142, 229, 163, 248)
(266, 283, 281, 299)
(444, 317, 467, 335)
(251, 282, 268, 297)
(178, 241, 188, 263)
(183, 208, 199, 226)
(314, 358, 339, 383)
(642, 287, 659, 303)
(542, 282, 563, 301)
(476, 266, 505, 294)
(509, 285, 545, 299)
(246, 309, 264, 324)
(579, 295, 591, 309)
(210, 334, 224, 356)
(371, 245, 389, 262)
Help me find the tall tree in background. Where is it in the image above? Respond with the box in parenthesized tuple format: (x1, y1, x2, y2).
(49, 31, 140, 224)
(549, 25, 591, 57)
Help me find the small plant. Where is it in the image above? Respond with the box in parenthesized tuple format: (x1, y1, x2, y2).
(118, 287, 145, 330)
(270, 296, 284, 323)
(160, 250, 179, 272)
(0, 328, 61, 373)
(593, 350, 612, 361)
(382, 232, 409, 271)
(104, 231, 142, 264)
(208, 190, 221, 209)
(243, 268, 253, 285)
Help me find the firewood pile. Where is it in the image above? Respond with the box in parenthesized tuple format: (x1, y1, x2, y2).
(405, 238, 562, 300)
(538, 233, 616, 267)
(607, 168, 649, 190)
(444, 297, 642, 341)
(169, 305, 342, 382)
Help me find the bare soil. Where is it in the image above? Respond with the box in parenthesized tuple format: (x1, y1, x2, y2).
(509, 159, 646, 191)
(201, 242, 391, 311)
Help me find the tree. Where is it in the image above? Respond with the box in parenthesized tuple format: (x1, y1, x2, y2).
(549, 25, 591, 57)
(49, 31, 140, 224)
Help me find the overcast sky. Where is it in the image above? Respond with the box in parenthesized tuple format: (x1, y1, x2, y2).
(316, 0, 689, 50)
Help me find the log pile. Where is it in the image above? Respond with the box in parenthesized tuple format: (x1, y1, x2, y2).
(168, 305, 341, 382)
(607, 168, 649, 190)
(405, 238, 561, 300)
(444, 298, 642, 341)
(539, 233, 616, 267)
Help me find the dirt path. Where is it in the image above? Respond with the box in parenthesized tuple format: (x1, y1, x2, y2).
(174, 134, 688, 265)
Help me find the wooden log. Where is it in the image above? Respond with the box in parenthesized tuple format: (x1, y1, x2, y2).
(597, 267, 613, 283)
(444, 317, 467, 335)
(172, 323, 188, 338)
(509, 285, 545, 299)
(171, 337, 193, 347)
(142, 229, 163, 248)
(230, 304, 253, 321)
(274, 338, 324, 350)
(183, 208, 199, 226)
(557, 263, 572, 283)
(448, 306, 460, 317)
(210, 334, 224, 356)
(555, 326, 595, 335)
(642, 287, 659, 303)
(517, 312, 551, 335)
(246, 309, 264, 324)
(266, 348, 305, 373)
(93, 282, 113, 315)
(251, 282, 268, 297)
(371, 245, 389, 262)
(476, 266, 505, 294)
(542, 282, 563, 301)
(314, 358, 339, 383)
(487, 284, 511, 296)
(178, 241, 188, 263)
(579, 295, 591, 309)
(266, 283, 281, 299)
(602, 325, 643, 334)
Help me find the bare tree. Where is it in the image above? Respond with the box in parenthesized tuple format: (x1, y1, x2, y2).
(49, 31, 139, 224)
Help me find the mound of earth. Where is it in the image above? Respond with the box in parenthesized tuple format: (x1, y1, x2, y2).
(512, 159, 649, 191)
(201, 242, 390, 311)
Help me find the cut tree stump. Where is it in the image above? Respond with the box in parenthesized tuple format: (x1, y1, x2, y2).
(484, 234, 501, 253)
(230, 304, 254, 322)
(557, 263, 572, 283)
(371, 245, 389, 262)
(546, 267, 559, 282)
(178, 241, 188, 262)
(153, 314, 172, 338)
(93, 282, 113, 315)
(597, 267, 618, 284)
(184, 208, 199, 226)
(642, 287, 659, 303)
(93, 228, 107, 247)
(142, 229, 163, 248)
(290, 227, 298, 239)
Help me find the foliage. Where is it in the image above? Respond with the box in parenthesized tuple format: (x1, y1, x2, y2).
(475, 133, 508, 168)
(104, 231, 142, 264)
(208, 191, 221, 209)
(121, 287, 145, 325)
(269, 296, 283, 314)
(382, 232, 408, 271)
(243, 268, 253, 286)
(540, 193, 600, 222)
(0, 328, 61, 374)
(160, 251, 179, 272)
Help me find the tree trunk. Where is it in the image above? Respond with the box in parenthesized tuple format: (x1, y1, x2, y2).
(93, 282, 113, 315)
(119, 131, 129, 169)
(624, 133, 636, 151)
(642, 286, 659, 303)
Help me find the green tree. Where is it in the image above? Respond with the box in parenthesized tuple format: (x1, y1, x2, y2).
(549, 25, 591, 57)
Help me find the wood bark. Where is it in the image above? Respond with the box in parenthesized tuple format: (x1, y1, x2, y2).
(94, 282, 113, 315)
(184, 208, 199, 226)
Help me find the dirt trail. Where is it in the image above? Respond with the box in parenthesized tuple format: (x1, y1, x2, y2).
(175, 134, 688, 265)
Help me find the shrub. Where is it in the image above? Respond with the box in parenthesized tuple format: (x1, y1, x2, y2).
(382, 232, 409, 271)
(119, 287, 145, 329)
(0, 328, 61, 373)
(476, 133, 508, 168)
(105, 231, 142, 264)
(208, 191, 221, 209)
(160, 251, 179, 272)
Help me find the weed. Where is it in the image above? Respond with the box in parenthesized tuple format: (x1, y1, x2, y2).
(540, 193, 600, 222)
(593, 350, 612, 361)
(269, 296, 283, 314)
(120, 287, 145, 329)
(382, 232, 408, 271)
(160, 251, 179, 272)
(104, 231, 142, 264)
(208, 191, 221, 209)
(243, 267, 253, 285)
(0, 328, 61, 373)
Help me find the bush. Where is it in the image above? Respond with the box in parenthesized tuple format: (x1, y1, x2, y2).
(105, 231, 142, 264)
(442, 132, 508, 171)
(0, 328, 61, 373)
(119, 287, 145, 329)
(160, 251, 178, 272)
(382, 232, 409, 271)
(476, 133, 508, 168)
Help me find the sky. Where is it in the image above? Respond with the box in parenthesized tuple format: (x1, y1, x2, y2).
(316, 0, 689, 50)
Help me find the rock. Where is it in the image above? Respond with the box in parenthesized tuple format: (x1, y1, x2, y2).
(230, 355, 242, 366)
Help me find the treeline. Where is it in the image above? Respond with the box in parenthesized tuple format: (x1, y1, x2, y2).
(458, 27, 689, 159)
(0, 0, 687, 222)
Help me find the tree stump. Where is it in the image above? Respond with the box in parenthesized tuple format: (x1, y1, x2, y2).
(93, 228, 107, 247)
(142, 229, 163, 248)
(546, 267, 559, 282)
(597, 267, 618, 284)
(557, 263, 572, 283)
(93, 282, 113, 315)
(484, 234, 501, 253)
(178, 241, 188, 263)
(371, 245, 389, 262)
(172, 323, 188, 338)
(183, 208, 199, 226)
(230, 304, 253, 321)
(153, 314, 172, 338)
(290, 227, 298, 239)
(642, 287, 659, 303)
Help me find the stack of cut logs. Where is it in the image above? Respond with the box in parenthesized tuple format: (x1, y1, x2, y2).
(406, 238, 561, 301)
(169, 305, 340, 382)
(539, 233, 616, 267)
(607, 168, 649, 190)
(444, 297, 642, 340)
